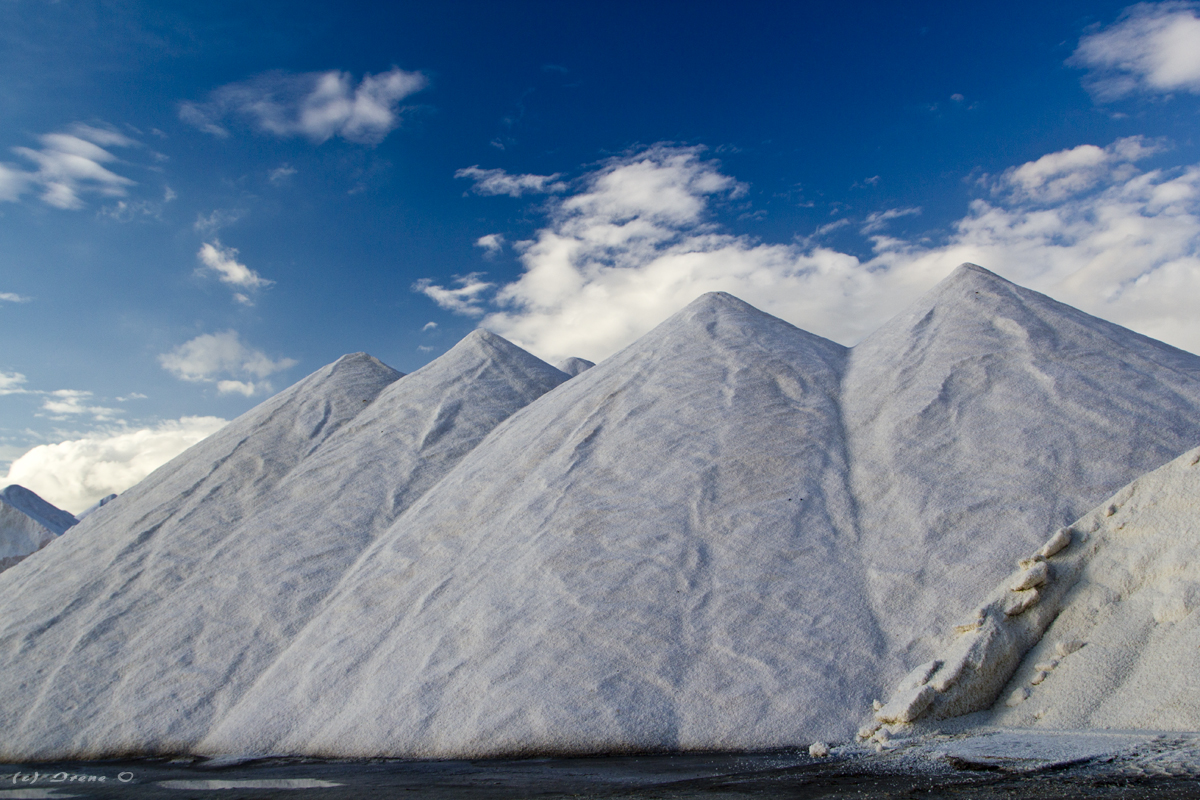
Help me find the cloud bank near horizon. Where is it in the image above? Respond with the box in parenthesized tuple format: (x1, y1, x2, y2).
(2, 416, 228, 513)
(417, 141, 1200, 364)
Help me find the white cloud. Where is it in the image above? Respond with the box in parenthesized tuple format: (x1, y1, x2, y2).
(412, 273, 494, 316)
(180, 67, 428, 145)
(992, 136, 1162, 203)
(159, 331, 296, 395)
(1071, 2, 1200, 99)
(269, 164, 297, 184)
(861, 206, 922, 233)
(0, 371, 28, 395)
(422, 321, 438, 331)
(455, 166, 568, 197)
(194, 208, 246, 236)
(418, 142, 1200, 364)
(197, 241, 274, 297)
(1, 416, 227, 513)
(475, 233, 505, 257)
(3, 129, 138, 210)
(0, 293, 31, 303)
(39, 390, 120, 421)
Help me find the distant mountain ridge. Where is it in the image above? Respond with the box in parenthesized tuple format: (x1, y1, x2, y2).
(2, 263, 1200, 760)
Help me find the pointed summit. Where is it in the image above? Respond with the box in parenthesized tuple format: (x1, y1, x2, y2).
(204, 295, 876, 758)
(843, 263, 1200, 672)
(0, 334, 568, 761)
(0, 485, 76, 536)
(0, 486, 66, 573)
(555, 356, 595, 377)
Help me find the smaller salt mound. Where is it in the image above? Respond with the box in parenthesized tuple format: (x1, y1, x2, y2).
(863, 441, 1200, 741)
(990, 443, 1200, 731)
(0, 492, 58, 573)
(76, 493, 117, 520)
(554, 356, 595, 376)
(1, 484, 77, 535)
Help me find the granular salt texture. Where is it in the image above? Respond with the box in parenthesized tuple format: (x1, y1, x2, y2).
(990, 444, 1200, 731)
(554, 356, 595, 376)
(0, 353, 401, 759)
(0, 336, 568, 760)
(0, 486, 65, 573)
(0, 484, 78, 535)
(843, 264, 1200, 682)
(203, 292, 884, 757)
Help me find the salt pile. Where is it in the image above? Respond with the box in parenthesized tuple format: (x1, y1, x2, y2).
(1, 263, 1200, 760)
(0, 485, 76, 572)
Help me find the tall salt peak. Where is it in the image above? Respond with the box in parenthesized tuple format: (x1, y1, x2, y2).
(842, 263, 1200, 682)
(0, 333, 570, 761)
(202, 290, 891, 759)
(0, 351, 402, 760)
(0, 485, 77, 535)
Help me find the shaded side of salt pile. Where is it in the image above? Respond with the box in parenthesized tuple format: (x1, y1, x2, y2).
(1, 484, 78, 535)
(843, 264, 1200, 674)
(0, 353, 404, 760)
(204, 292, 884, 757)
(0, 485, 71, 573)
(863, 443, 1200, 741)
(0, 335, 569, 760)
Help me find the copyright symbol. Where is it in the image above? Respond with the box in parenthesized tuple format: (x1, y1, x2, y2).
(118, 772, 133, 783)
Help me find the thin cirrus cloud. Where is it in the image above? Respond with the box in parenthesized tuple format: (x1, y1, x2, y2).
(454, 166, 568, 197)
(415, 141, 1200, 364)
(158, 330, 297, 397)
(180, 67, 428, 145)
(1070, 2, 1200, 99)
(1, 416, 228, 513)
(0, 123, 138, 210)
(196, 242, 274, 305)
(0, 293, 31, 303)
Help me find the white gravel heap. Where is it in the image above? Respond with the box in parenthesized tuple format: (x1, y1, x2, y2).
(0, 485, 76, 572)
(1, 263, 1200, 760)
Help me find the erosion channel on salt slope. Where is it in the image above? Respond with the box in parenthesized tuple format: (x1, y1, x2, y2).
(4, 263, 1200, 761)
(206, 266, 1200, 759)
(0, 334, 568, 760)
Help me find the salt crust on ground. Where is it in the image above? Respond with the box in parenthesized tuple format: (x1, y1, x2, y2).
(2, 264, 1200, 760)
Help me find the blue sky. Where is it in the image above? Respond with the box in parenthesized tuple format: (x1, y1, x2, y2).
(3, 0, 1200, 511)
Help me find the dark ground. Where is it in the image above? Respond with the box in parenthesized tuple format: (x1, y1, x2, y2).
(3, 746, 1199, 800)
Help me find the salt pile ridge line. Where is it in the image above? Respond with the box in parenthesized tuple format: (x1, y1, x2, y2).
(3, 262, 1200, 760)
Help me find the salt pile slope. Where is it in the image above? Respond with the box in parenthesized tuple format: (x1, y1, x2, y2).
(989, 443, 1200, 731)
(0, 335, 569, 760)
(843, 264, 1200, 668)
(0, 485, 73, 572)
(555, 356, 595, 376)
(205, 292, 887, 757)
(0, 353, 403, 759)
(1, 485, 78, 535)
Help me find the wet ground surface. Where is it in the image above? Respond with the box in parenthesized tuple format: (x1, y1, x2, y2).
(3, 734, 1199, 799)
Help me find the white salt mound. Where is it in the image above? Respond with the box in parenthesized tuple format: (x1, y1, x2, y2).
(554, 356, 596, 376)
(0, 485, 76, 573)
(3, 264, 1200, 760)
(75, 493, 117, 520)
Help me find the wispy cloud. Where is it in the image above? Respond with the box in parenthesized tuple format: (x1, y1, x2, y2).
(159, 330, 296, 396)
(194, 208, 246, 236)
(412, 273, 494, 316)
(2, 125, 139, 210)
(418, 141, 1200, 363)
(0, 293, 31, 304)
(269, 164, 297, 184)
(196, 241, 274, 305)
(0, 371, 29, 395)
(475, 233, 506, 258)
(180, 67, 428, 145)
(454, 166, 568, 197)
(38, 390, 121, 421)
(1071, 2, 1200, 99)
(861, 206, 922, 233)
